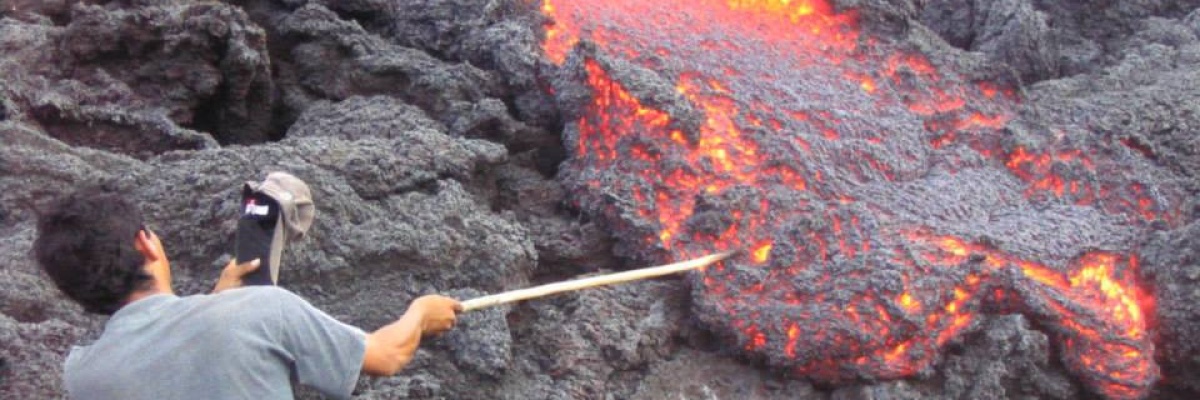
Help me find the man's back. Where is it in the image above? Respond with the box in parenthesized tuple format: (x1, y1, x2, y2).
(65, 287, 366, 400)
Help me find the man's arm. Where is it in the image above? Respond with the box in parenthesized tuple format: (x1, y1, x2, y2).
(362, 295, 462, 376)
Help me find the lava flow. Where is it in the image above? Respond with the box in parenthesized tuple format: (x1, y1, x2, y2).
(543, 1, 1177, 399)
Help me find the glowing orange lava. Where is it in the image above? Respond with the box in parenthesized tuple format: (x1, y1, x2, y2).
(542, 1, 1166, 399)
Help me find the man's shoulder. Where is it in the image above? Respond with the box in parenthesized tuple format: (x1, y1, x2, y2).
(216, 285, 301, 302)
(187, 286, 306, 322)
(218, 284, 297, 297)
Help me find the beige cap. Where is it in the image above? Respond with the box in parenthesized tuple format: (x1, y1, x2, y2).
(244, 172, 315, 241)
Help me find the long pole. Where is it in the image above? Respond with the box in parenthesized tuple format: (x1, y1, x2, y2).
(461, 250, 735, 312)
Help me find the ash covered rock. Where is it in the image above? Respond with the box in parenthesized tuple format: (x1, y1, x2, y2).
(437, 288, 513, 379)
(338, 0, 555, 125)
(917, 0, 1058, 84)
(825, 316, 1078, 400)
(630, 348, 823, 400)
(287, 95, 444, 140)
(858, 168, 1138, 264)
(494, 280, 690, 400)
(0, 1, 272, 152)
(493, 160, 616, 271)
(443, 98, 555, 152)
(0, 315, 88, 400)
(274, 3, 500, 106)
(1, 0, 560, 397)
(245, 0, 562, 158)
(0, 122, 145, 225)
(916, 0, 1200, 81)
(938, 315, 1078, 399)
(1020, 16, 1200, 195)
(1140, 221, 1200, 396)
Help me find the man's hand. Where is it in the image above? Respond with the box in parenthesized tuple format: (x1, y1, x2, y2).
(408, 295, 463, 336)
(362, 294, 463, 376)
(212, 258, 261, 293)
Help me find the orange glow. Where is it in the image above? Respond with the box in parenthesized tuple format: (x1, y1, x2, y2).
(1002, 145, 1174, 225)
(954, 112, 1007, 130)
(785, 323, 799, 357)
(1022, 263, 1065, 287)
(861, 78, 876, 92)
(1069, 253, 1148, 338)
(908, 232, 1156, 399)
(884, 342, 909, 362)
(724, 0, 833, 22)
(940, 237, 968, 257)
(752, 241, 774, 263)
(979, 82, 998, 98)
(541, 1, 575, 65)
(579, 59, 674, 161)
(898, 293, 920, 312)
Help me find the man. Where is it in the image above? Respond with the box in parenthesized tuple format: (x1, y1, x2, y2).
(32, 185, 462, 399)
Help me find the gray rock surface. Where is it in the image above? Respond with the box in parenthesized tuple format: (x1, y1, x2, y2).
(918, 0, 1200, 81)
(1, 1, 272, 151)
(494, 280, 690, 400)
(1141, 221, 1200, 396)
(920, 0, 1059, 83)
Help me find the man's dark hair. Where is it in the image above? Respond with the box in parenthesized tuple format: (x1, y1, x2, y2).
(33, 186, 151, 315)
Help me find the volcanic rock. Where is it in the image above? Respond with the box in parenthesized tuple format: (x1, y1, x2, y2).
(2, 0, 1199, 399)
(919, 0, 1059, 83)
(493, 280, 690, 400)
(1141, 221, 1200, 396)
(1, 1, 272, 152)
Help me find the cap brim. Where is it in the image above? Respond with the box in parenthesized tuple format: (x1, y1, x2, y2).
(268, 215, 285, 284)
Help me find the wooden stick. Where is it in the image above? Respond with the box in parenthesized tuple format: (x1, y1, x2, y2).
(461, 250, 736, 312)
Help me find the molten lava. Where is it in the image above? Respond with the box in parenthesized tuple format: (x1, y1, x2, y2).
(543, 1, 1178, 399)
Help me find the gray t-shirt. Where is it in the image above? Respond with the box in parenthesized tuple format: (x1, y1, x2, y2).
(65, 287, 367, 399)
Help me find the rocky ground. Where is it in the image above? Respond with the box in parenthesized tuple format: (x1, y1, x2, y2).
(0, 1, 1197, 399)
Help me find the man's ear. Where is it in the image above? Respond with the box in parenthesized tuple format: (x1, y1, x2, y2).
(134, 229, 163, 262)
